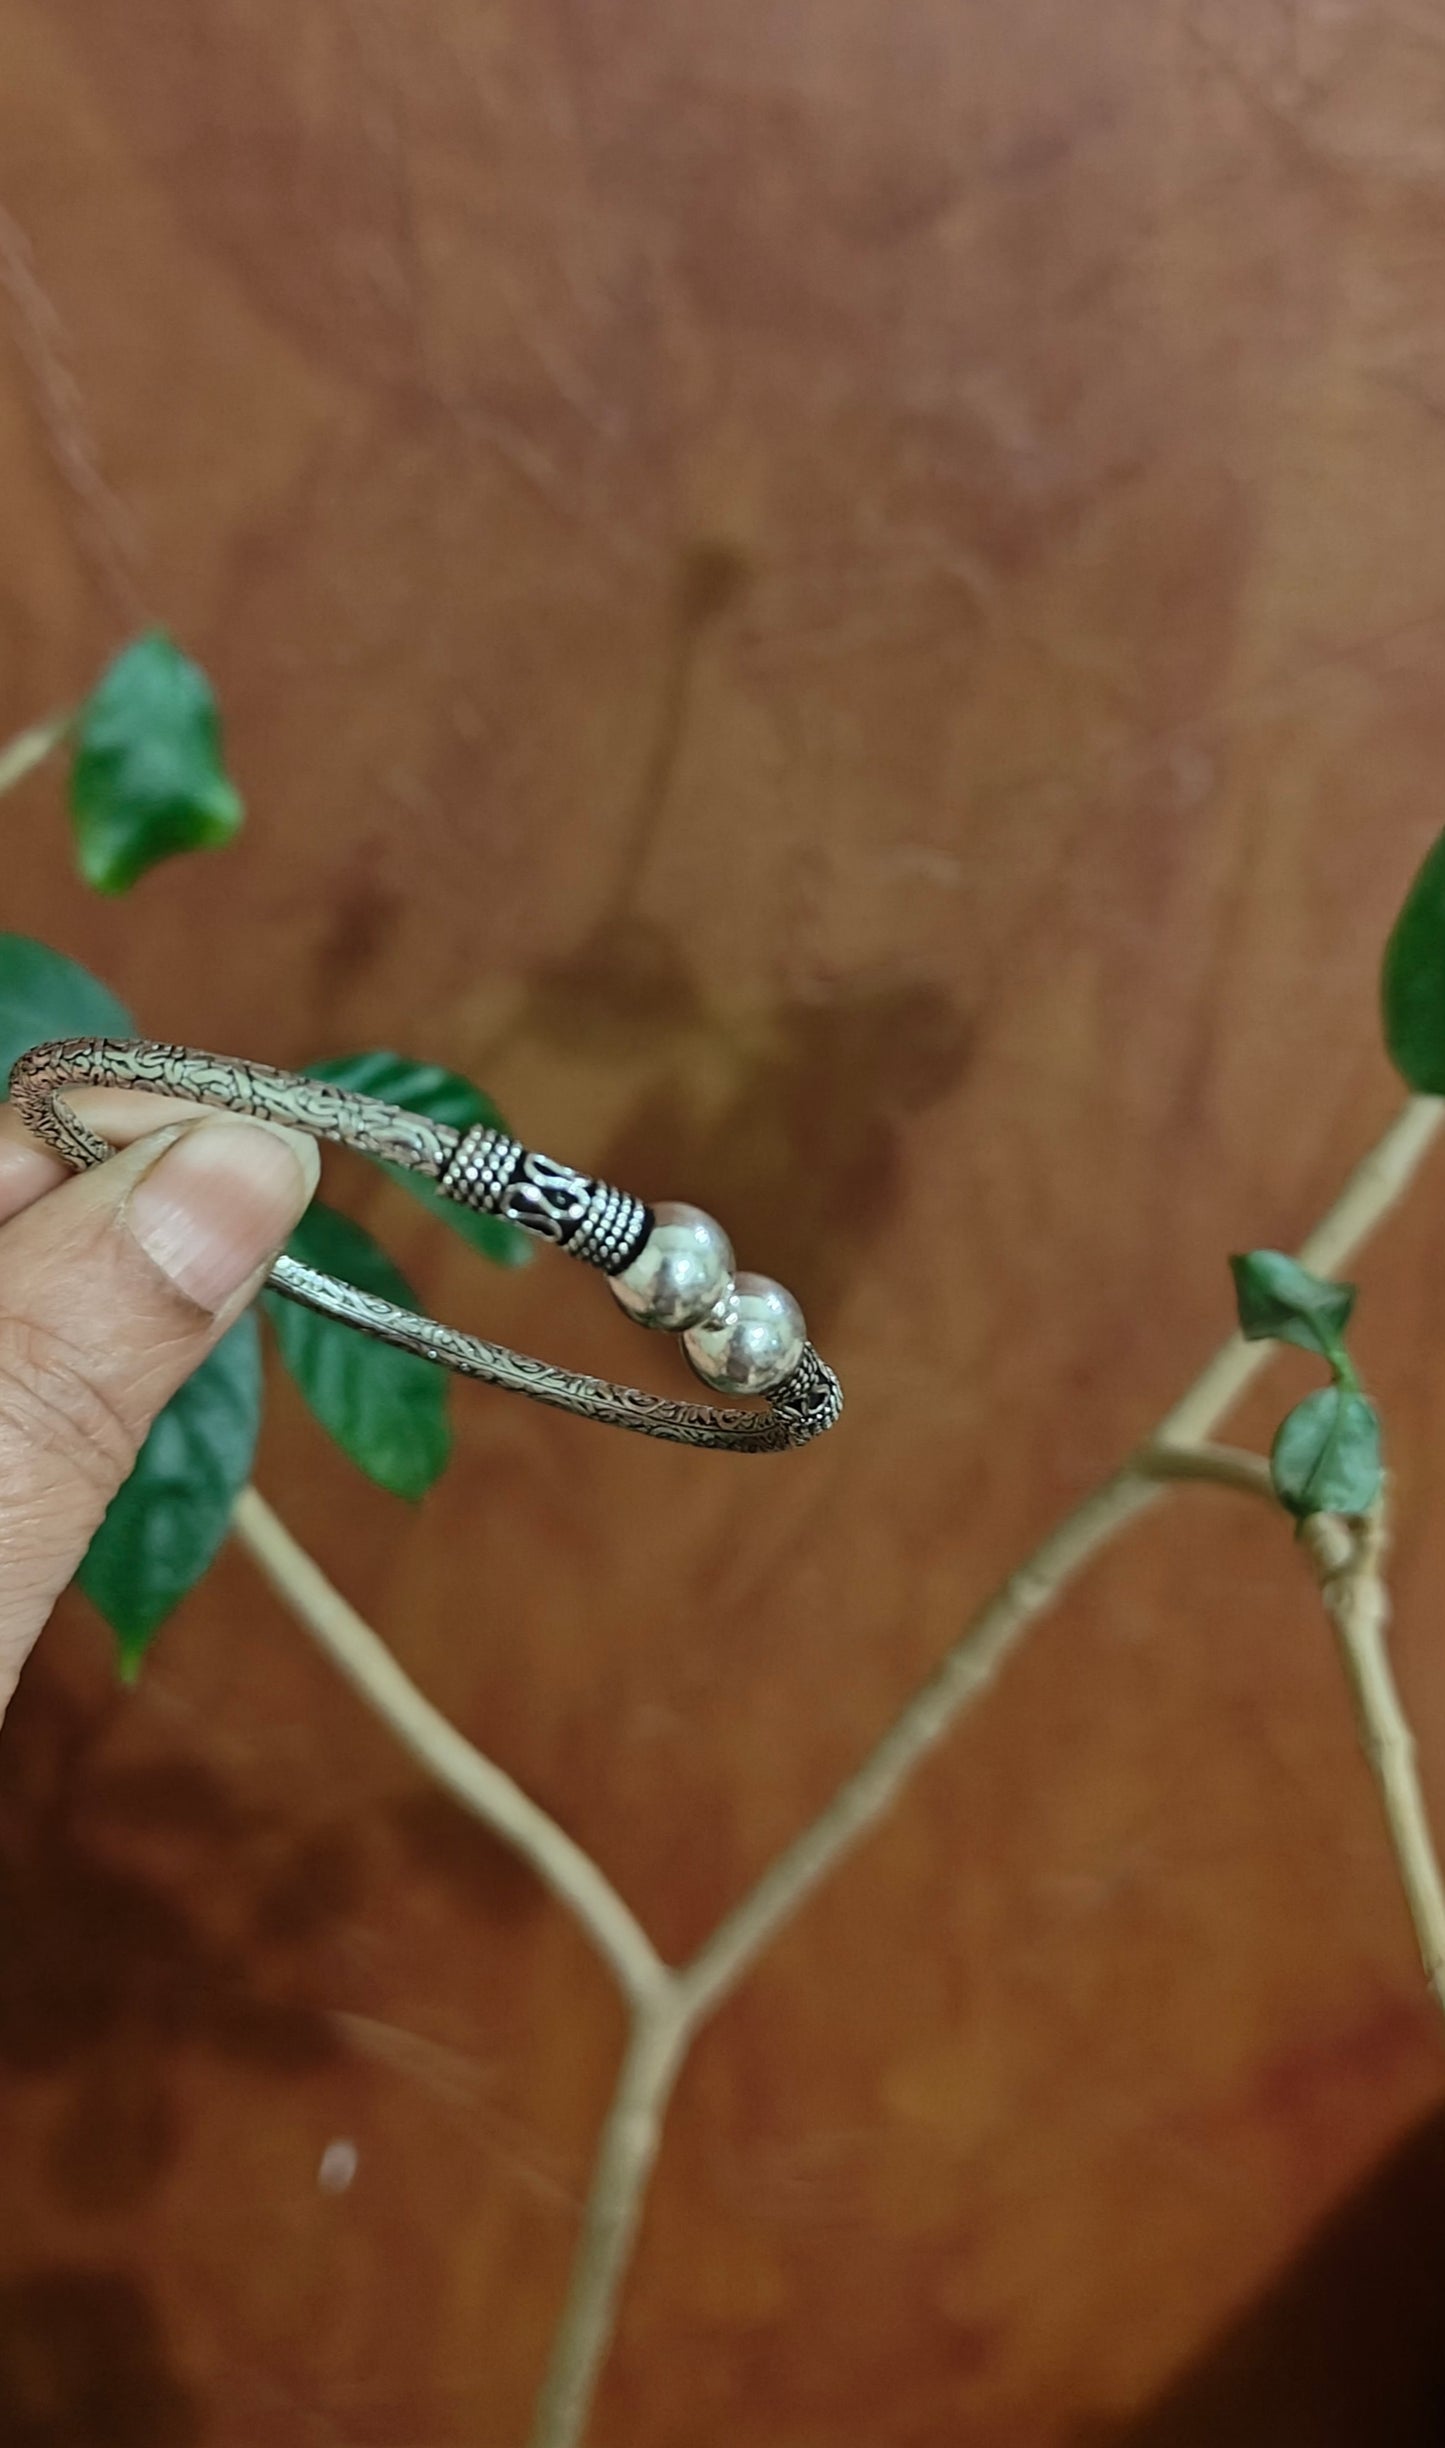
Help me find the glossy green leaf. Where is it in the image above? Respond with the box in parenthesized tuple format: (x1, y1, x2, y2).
(306, 1050, 533, 1269)
(77, 1316, 262, 1677)
(1269, 1386, 1383, 1520)
(264, 1201, 451, 1500)
(1229, 1250, 1356, 1362)
(69, 633, 243, 893)
(0, 934, 134, 1085)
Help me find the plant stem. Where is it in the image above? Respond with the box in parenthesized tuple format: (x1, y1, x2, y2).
(1160, 1094, 1444, 1446)
(0, 710, 69, 798)
(1303, 1501, 1445, 2015)
(676, 1462, 1162, 2022)
(229, 1487, 668, 2011)
(1136, 1438, 1276, 1504)
(528, 2002, 689, 2448)
(231, 1091, 1445, 2448)
(673, 1442, 1269, 2025)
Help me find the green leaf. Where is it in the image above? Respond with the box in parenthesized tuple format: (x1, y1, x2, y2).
(1269, 1386, 1383, 1519)
(306, 1050, 533, 1269)
(264, 1200, 452, 1500)
(69, 633, 244, 894)
(1383, 826, 1445, 1091)
(0, 935, 134, 1083)
(1229, 1250, 1356, 1362)
(77, 1315, 262, 1676)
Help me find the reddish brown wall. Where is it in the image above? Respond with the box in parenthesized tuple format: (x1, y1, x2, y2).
(3, 3, 1445, 2441)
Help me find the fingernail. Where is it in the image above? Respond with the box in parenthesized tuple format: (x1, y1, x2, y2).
(127, 1121, 320, 1312)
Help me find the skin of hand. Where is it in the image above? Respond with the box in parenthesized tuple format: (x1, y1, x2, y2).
(0, 1089, 319, 1716)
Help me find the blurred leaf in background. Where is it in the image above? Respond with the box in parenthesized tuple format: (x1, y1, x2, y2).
(266, 1201, 452, 1500)
(307, 1049, 533, 1269)
(76, 1316, 263, 1676)
(0, 932, 135, 1074)
(69, 633, 243, 894)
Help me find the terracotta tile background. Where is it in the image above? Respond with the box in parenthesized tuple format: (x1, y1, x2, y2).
(3, 3, 1445, 2441)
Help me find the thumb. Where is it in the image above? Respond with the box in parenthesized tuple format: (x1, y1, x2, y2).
(0, 1116, 319, 1702)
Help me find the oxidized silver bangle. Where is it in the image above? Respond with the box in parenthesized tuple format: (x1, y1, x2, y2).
(8, 1038, 844, 1454)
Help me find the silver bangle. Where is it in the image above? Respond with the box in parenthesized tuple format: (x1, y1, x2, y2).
(8, 1038, 844, 1454)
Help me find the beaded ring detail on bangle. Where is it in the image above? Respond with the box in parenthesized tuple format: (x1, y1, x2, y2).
(8, 1039, 844, 1454)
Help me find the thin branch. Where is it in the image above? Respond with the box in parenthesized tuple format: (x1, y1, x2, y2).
(232, 1090, 1445, 2448)
(617, 1102, 1445, 2429)
(674, 1439, 1269, 2024)
(677, 1103, 1444, 2020)
(528, 2004, 689, 2448)
(0, 710, 69, 798)
(529, 1438, 1286, 2445)
(658, 1154, 1434, 2029)
(1303, 1497, 1445, 2017)
(675, 1463, 1161, 2022)
(1136, 1438, 1275, 1503)
(229, 1487, 669, 2011)
(1159, 1094, 1444, 1446)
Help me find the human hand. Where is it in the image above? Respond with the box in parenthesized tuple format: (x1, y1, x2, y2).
(0, 1092, 318, 1712)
